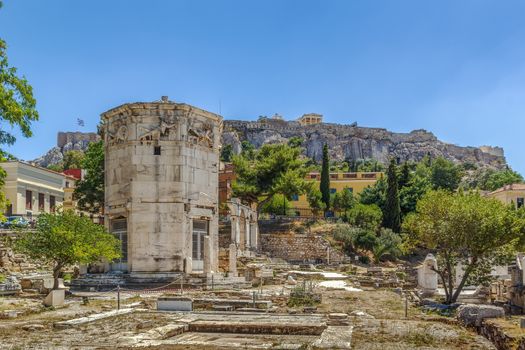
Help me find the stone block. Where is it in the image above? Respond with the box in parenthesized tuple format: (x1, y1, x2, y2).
(44, 289, 65, 307)
(456, 304, 505, 327)
(157, 297, 193, 312)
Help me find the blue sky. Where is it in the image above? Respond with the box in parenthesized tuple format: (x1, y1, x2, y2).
(1, 0, 525, 173)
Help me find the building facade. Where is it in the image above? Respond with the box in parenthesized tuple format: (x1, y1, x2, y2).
(1, 161, 65, 218)
(292, 171, 384, 216)
(102, 98, 222, 277)
(486, 184, 525, 209)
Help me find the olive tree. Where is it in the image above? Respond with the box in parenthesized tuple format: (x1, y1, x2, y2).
(403, 190, 525, 304)
(15, 210, 121, 289)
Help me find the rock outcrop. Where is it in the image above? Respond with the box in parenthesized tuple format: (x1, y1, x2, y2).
(222, 119, 506, 168)
(35, 120, 507, 170)
(32, 132, 100, 167)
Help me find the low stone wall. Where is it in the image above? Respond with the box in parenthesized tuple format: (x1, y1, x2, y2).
(260, 232, 345, 264)
(478, 319, 525, 350)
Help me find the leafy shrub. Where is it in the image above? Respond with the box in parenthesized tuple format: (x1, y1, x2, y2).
(354, 229, 377, 251)
(372, 228, 402, 263)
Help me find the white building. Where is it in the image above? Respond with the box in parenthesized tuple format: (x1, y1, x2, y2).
(1, 161, 65, 218)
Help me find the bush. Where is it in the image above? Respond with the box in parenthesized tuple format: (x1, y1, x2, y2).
(346, 203, 382, 231)
(372, 228, 402, 263)
(332, 224, 358, 253)
(354, 230, 377, 251)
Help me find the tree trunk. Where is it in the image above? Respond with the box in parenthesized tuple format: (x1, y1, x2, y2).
(450, 261, 476, 304)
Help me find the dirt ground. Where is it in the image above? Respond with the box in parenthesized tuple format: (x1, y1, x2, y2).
(0, 285, 496, 349)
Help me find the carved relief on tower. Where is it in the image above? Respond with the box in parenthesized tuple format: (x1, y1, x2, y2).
(106, 115, 129, 145)
(187, 118, 214, 149)
(137, 115, 179, 143)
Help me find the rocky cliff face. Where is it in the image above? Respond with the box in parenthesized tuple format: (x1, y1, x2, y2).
(222, 119, 506, 168)
(35, 122, 506, 170)
(32, 132, 100, 167)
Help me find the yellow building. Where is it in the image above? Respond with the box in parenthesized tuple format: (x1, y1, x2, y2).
(486, 184, 525, 209)
(291, 171, 384, 216)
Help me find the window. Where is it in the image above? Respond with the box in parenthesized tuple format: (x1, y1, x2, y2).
(154, 146, 161, 155)
(343, 173, 357, 179)
(65, 181, 70, 188)
(291, 194, 299, 201)
(25, 190, 32, 210)
(192, 220, 208, 261)
(346, 187, 353, 193)
(310, 174, 318, 179)
(38, 193, 45, 211)
(330, 174, 338, 180)
(330, 188, 337, 194)
(50, 196, 56, 213)
(518, 198, 524, 209)
(111, 219, 128, 263)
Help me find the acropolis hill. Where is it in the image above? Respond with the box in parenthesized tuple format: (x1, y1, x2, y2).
(221, 114, 506, 168)
(34, 113, 506, 169)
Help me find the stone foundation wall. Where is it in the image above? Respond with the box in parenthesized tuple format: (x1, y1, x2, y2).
(260, 232, 345, 263)
(479, 319, 525, 350)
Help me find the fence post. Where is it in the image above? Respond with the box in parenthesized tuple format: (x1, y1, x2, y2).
(117, 285, 120, 310)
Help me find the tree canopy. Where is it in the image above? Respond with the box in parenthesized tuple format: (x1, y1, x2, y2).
(462, 167, 524, 191)
(0, 3, 39, 214)
(232, 143, 309, 213)
(403, 190, 525, 304)
(0, 28, 39, 158)
(74, 141, 104, 214)
(15, 210, 121, 288)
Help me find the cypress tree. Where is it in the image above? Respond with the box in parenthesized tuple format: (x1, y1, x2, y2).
(383, 158, 401, 232)
(398, 161, 411, 189)
(320, 144, 331, 214)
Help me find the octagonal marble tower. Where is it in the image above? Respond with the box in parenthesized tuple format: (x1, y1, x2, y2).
(102, 97, 222, 278)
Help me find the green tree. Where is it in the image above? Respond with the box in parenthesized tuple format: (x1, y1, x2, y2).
(63, 150, 85, 170)
(74, 141, 104, 214)
(346, 203, 382, 231)
(261, 194, 291, 216)
(403, 190, 525, 304)
(15, 210, 121, 289)
(383, 159, 401, 232)
(359, 177, 386, 209)
(430, 157, 463, 191)
(398, 161, 411, 189)
(399, 174, 431, 217)
(485, 169, 524, 191)
(288, 136, 304, 149)
(220, 144, 233, 162)
(320, 144, 330, 213)
(0, 24, 39, 158)
(241, 140, 255, 160)
(232, 143, 309, 214)
(306, 184, 326, 217)
(0, 2, 39, 213)
(333, 187, 355, 218)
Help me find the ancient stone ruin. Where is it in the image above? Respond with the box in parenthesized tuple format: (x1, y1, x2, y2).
(99, 97, 222, 278)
